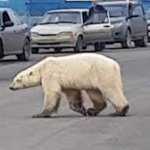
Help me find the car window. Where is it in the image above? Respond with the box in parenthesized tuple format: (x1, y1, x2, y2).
(9, 10, 23, 25)
(132, 5, 144, 16)
(40, 12, 82, 24)
(104, 4, 128, 17)
(86, 11, 109, 24)
(146, 10, 150, 19)
(2, 11, 12, 25)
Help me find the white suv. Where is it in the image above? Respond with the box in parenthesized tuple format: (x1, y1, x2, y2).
(31, 9, 112, 53)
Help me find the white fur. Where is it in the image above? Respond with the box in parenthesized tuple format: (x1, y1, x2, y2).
(10, 53, 129, 115)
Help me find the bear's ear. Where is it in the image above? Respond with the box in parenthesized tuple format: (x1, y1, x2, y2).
(29, 71, 33, 76)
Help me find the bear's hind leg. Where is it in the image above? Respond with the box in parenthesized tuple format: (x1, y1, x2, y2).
(104, 87, 129, 116)
(86, 89, 107, 116)
(65, 90, 86, 116)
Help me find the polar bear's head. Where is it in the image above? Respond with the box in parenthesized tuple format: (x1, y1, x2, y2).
(10, 68, 41, 91)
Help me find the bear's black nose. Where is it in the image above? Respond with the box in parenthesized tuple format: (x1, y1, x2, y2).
(9, 86, 13, 90)
(9, 86, 15, 91)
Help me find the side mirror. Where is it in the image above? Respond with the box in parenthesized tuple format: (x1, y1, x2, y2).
(4, 21, 14, 27)
(32, 22, 38, 26)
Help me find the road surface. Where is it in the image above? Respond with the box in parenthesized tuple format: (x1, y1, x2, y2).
(0, 46, 150, 150)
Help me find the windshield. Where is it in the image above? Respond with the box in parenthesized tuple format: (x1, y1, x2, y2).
(146, 11, 150, 19)
(104, 5, 128, 17)
(40, 12, 81, 24)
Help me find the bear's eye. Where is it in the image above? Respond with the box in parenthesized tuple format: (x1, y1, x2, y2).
(16, 79, 22, 83)
(29, 71, 33, 76)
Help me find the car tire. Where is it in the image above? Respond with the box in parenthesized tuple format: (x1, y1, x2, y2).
(54, 48, 62, 53)
(0, 40, 3, 59)
(134, 35, 148, 47)
(94, 42, 105, 51)
(32, 48, 39, 54)
(82, 44, 87, 50)
(121, 29, 133, 48)
(16, 38, 31, 61)
(74, 36, 83, 53)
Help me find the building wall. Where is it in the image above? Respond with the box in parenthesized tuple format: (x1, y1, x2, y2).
(142, 0, 150, 10)
(0, 0, 150, 17)
(28, 0, 92, 16)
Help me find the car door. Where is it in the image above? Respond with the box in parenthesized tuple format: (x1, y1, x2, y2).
(130, 5, 147, 37)
(1, 10, 17, 54)
(8, 9, 28, 52)
(83, 11, 112, 43)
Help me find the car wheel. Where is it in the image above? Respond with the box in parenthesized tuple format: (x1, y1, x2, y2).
(54, 48, 62, 53)
(74, 36, 83, 53)
(121, 29, 133, 48)
(0, 40, 3, 59)
(134, 35, 148, 47)
(94, 42, 105, 51)
(32, 48, 39, 54)
(16, 38, 31, 61)
(82, 44, 87, 50)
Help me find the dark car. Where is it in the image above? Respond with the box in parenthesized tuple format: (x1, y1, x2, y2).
(0, 8, 31, 61)
(101, 0, 148, 48)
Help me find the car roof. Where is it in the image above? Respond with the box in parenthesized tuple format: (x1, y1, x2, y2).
(47, 9, 88, 13)
(0, 7, 13, 12)
(99, 0, 138, 5)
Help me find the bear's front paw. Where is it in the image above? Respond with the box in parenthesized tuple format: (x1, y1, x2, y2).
(32, 112, 51, 118)
(87, 108, 98, 116)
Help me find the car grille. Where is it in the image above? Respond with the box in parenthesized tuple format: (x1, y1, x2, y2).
(39, 34, 57, 36)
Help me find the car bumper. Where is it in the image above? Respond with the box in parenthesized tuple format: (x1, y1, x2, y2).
(106, 24, 125, 43)
(32, 42, 75, 48)
(112, 26, 125, 41)
(31, 35, 76, 48)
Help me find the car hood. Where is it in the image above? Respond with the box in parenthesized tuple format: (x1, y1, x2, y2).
(110, 17, 125, 24)
(31, 24, 81, 34)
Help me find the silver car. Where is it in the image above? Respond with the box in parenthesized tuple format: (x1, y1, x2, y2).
(31, 9, 112, 53)
(101, 1, 148, 48)
(0, 8, 31, 60)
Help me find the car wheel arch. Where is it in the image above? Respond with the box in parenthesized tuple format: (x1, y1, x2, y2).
(77, 34, 83, 40)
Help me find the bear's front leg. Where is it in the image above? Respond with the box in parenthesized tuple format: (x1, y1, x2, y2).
(32, 92, 61, 118)
(33, 80, 61, 118)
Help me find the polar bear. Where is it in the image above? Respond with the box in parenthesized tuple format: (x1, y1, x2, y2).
(10, 53, 129, 118)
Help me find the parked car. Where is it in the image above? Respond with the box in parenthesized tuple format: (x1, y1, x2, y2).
(146, 9, 150, 41)
(31, 9, 112, 53)
(101, 0, 148, 48)
(0, 8, 31, 60)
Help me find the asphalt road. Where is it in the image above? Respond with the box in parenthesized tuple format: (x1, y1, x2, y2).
(0, 46, 150, 150)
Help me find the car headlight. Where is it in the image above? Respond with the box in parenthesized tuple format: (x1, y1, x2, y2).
(113, 22, 123, 28)
(31, 32, 39, 37)
(59, 32, 75, 38)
